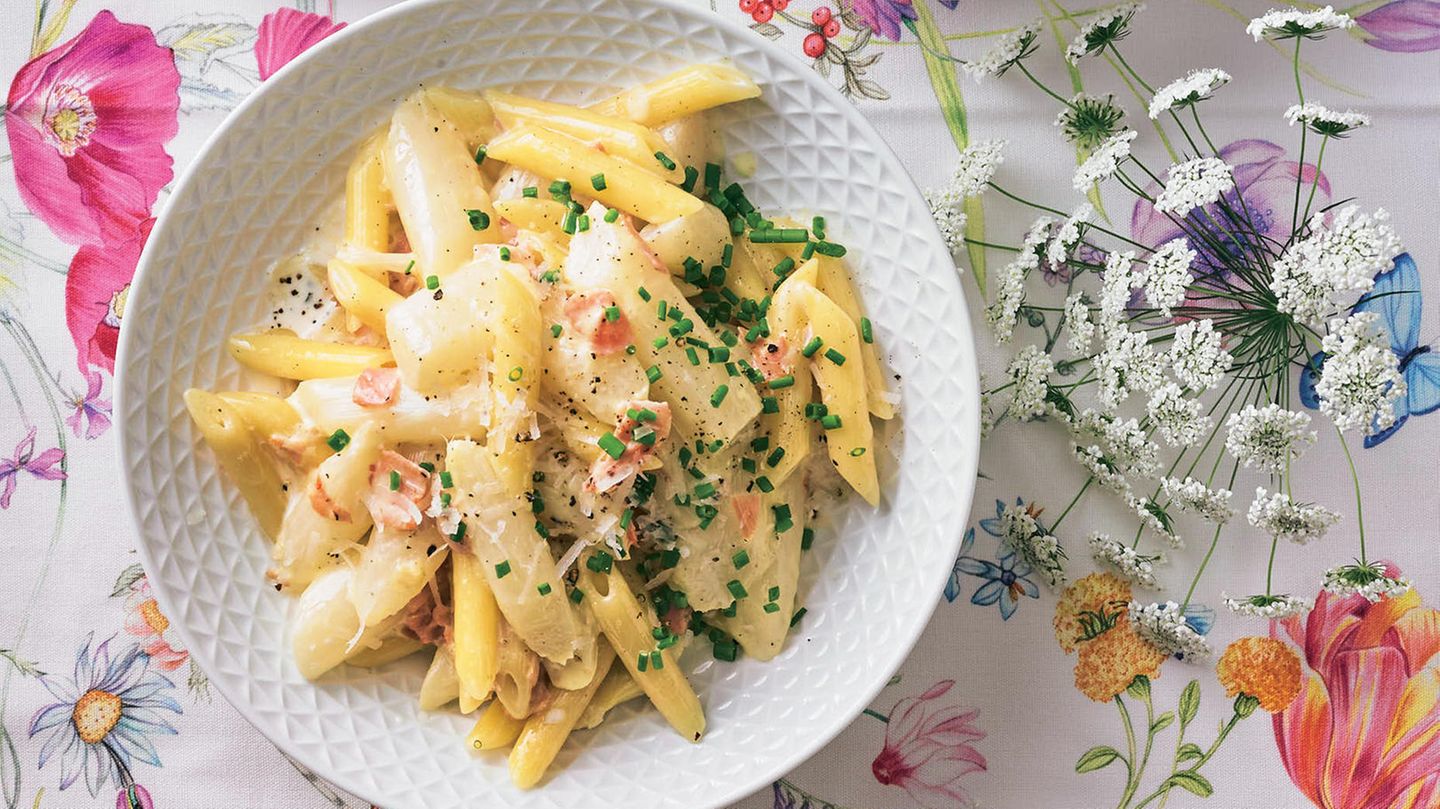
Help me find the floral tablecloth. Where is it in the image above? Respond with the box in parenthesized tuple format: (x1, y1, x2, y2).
(2, 1, 1438, 808)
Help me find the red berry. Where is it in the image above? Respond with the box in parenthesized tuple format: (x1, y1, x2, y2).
(811, 6, 832, 24)
(739, 0, 757, 11)
(752, 2, 774, 22)
(803, 32, 826, 57)
(822, 18, 840, 37)
(773, 0, 789, 9)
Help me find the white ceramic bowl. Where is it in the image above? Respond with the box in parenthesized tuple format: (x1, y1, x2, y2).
(115, 1, 979, 806)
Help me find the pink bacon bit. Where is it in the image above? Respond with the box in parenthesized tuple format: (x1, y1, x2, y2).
(586, 399, 672, 494)
(751, 335, 793, 382)
(563, 290, 634, 355)
(662, 605, 692, 637)
(352, 367, 401, 408)
(363, 450, 431, 531)
(732, 492, 761, 539)
(309, 475, 351, 522)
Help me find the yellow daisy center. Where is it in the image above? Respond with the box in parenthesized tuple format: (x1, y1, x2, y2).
(72, 689, 122, 744)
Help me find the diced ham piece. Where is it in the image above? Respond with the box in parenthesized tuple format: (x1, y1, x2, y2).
(662, 606, 692, 637)
(400, 586, 452, 646)
(388, 271, 420, 296)
(309, 476, 351, 522)
(266, 426, 324, 470)
(362, 450, 431, 531)
(564, 290, 633, 355)
(586, 400, 672, 494)
(352, 367, 401, 408)
(751, 335, 792, 382)
(732, 492, 761, 539)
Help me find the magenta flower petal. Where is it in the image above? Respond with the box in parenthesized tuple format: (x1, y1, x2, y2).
(65, 217, 152, 374)
(1357, 1, 1440, 52)
(255, 9, 346, 81)
(872, 681, 986, 807)
(843, 0, 916, 41)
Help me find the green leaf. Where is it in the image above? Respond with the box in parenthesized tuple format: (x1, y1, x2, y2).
(110, 562, 146, 598)
(1166, 771, 1214, 797)
(1076, 746, 1121, 773)
(1126, 674, 1151, 700)
(749, 22, 782, 40)
(1179, 679, 1201, 725)
(1176, 742, 1204, 762)
(1, 721, 18, 808)
(1150, 711, 1175, 733)
(0, 649, 42, 678)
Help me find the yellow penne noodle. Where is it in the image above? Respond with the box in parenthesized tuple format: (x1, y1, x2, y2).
(588, 63, 760, 127)
(638, 202, 730, 272)
(214, 390, 301, 440)
(452, 550, 501, 711)
(467, 699, 525, 752)
(493, 620, 541, 719)
(485, 90, 681, 183)
(288, 375, 490, 444)
(384, 258, 501, 394)
(419, 645, 460, 711)
(271, 422, 381, 588)
(345, 633, 426, 668)
(344, 131, 390, 251)
(484, 126, 701, 223)
(760, 376, 814, 487)
(183, 389, 288, 540)
(493, 197, 569, 239)
(290, 566, 402, 679)
(575, 664, 645, 730)
(486, 263, 543, 491)
(348, 526, 445, 627)
(508, 642, 615, 789)
(813, 256, 893, 419)
(227, 330, 392, 380)
(327, 259, 403, 335)
(654, 114, 716, 178)
(713, 474, 806, 660)
(425, 86, 497, 149)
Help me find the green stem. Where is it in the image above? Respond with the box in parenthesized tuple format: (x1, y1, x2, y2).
(1336, 427, 1366, 563)
(862, 708, 890, 723)
(1132, 713, 1242, 809)
(1109, 46, 1154, 93)
(1115, 696, 1139, 809)
(1300, 134, 1329, 226)
(1181, 459, 1241, 609)
(1292, 38, 1306, 104)
(1049, 476, 1095, 532)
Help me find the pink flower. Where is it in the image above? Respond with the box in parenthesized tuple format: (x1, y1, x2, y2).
(65, 217, 151, 374)
(123, 578, 187, 672)
(0, 427, 65, 508)
(844, 0, 917, 41)
(871, 680, 987, 808)
(254, 9, 346, 81)
(5, 11, 179, 247)
(1357, 1, 1440, 53)
(65, 370, 112, 440)
(1271, 562, 1440, 809)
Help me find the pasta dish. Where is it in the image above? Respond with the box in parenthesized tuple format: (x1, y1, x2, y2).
(184, 63, 893, 788)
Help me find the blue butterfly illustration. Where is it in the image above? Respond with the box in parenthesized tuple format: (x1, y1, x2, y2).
(1299, 253, 1440, 446)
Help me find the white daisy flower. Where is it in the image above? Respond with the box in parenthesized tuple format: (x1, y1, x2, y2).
(1147, 383, 1212, 446)
(1160, 477, 1234, 523)
(1169, 318, 1232, 391)
(1247, 6, 1354, 41)
(1129, 600, 1212, 659)
(1006, 345, 1054, 420)
(1133, 497, 1183, 548)
(1139, 238, 1195, 317)
(1148, 68, 1231, 119)
(1096, 326, 1163, 410)
(1090, 533, 1163, 590)
(1323, 561, 1412, 602)
(984, 251, 1035, 344)
(999, 502, 1067, 588)
(1315, 312, 1406, 434)
(1222, 592, 1312, 619)
(1284, 103, 1371, 137)
(1064, 292, 1094, 355)
(1066, 2, 1146, 62)
(1099, 250, 1138, 324)
(1247, 486, 1341, 544)
(1154, 157, 1235, 215)
(1074, 130, 1138, 191)
(965, 20, 1043, 79)
(1047, 203, 1094, 270)
(1072, 443, 1133, 497)
(1224, 403, 1315, 471)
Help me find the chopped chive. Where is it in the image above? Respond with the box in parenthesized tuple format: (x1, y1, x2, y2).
(404, 259, 415, 275)
(635, 407, 658, 423)
(741, 457, 757, 473)
(767, 374, 795, 390)
(713, 638, 738, 662)
(388, 470, 401, 491)
(603, 207, 620, 223)
(522, 185, 539, 198)
(694, 482, 717, 500)
(656, 300, 668, 320)
(763, 602, 780, 614)
(569, 199, 584, 214)
(637, 286, 652, 302)
(727, 580, 748, 599)
(650, 650, 664, 670)
(773, 257, 795, 278)
(860, 317, 874, 343)
(801, 527, 815, 550)
(654, 151, 676, 170)
(750, 436, 770, 452)
(440, 470, 454, 489)
(561, 209, 578, 234)
(466, 209, 490, 231)
(597, 432, 626, 459)
(660, 548, 680, 569)
(768, 585, 781, 601)
(790, 607, 807, 626)
(652, 336, 669, 349)
(425, 275, 440, 290)
(721, 243, 733, 268)
(637, 653, 649, 672)
(680, 165, 699, 192)
(326, 429, 350, 452)
(710, 384, 729, 407)
(760, 396, 780, 414)
(537, 582, 552, 596)
(495, 560, 512, 578)
(801, 336, 823, 357)
(720, 329, 739, 348)
(604, 305, 621, 322)
(508, 366, 524, 382)
(548, 179, 571, 196)
(811, 215, 826, 238)
(749, 228, 808, 243)
(419, 462, 436, 474)
(569, 588, 585, 603)
(725, 362, 740, 376)
(440, 492, 452, 507)
(773, 505, 793, 533)
(820, 414, 843, 430)
(540, 269, 560, 283)
(626, 344, 637, 355)
(744, 324, 762, 342)
(499, 246, 511, 261)
(766, 447, 786, 468)
(850, 447, 867, 457)
(824, 348, 847, 365)
(805, 402, 829, 420)
(587, 550, 614, 573)
(708, 346, 730, 363)
(729, 216, 745, 236)
(576, 214, 591, 232)
(551, 323, 563, 337)
(590, 172, 607, 191)
(815, 241, 847, 257)
(473, 145, 487, 165)
(756, 475, 774, 493)
(704, 162, 722, 191)
(634, 426, 657, 447)
(685, 347, 700, 366)
(732, 550, 750, 569)
(801, 241, 816, 260)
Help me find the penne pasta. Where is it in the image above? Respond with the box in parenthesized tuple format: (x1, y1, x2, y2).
(228, 330, 392, 380)
(271, 422, 382, 587)
(493, 619, 542, 719)
(494, 198, 570, 240)
(214, 390, 302, 440)
(425, 86, 497, 150)
(419, 644, 461, 711)
(345, 633, 426, 668)
(291, 566, 403, 679)
(467, 699, 526, 752)
(344, 131, 391, 252)
(384, 257, 501, 394)
(288, 375, 490, 444)
(327, 259, 403, 336)
(484, 90, 682, 183)
(183, 388, 289, 540)
(638, 202, 730, 272)
(812, 256, 894, 420)
(508, 641, 616, 789)
(588, 63, 761, 127)
(713, 473, 807, 660)
(452, 550, 502, 713)
(574, 664, 645, 731)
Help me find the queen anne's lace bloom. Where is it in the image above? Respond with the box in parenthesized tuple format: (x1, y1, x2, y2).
(1222, 592, 1312, 619)
(1047, 203, 1094, 269)
(965, 20, 1042, 79)
(1284, 103, 1370, 136)
(1055, 93, 1127, 149)
(1099, 250, 1137, 324)
(1246, 6, 1353, 41)
(1073, 130, 1137, 191)
(925, 189, 967, 254)
(1247, 487, 1340, 544)
(1133, 497, 1183, 548)
(1096, 326, 1163, 410)
(1315, 312, 1406, 434)
(1169, 319, 1231, 391)
(1066, 2, 1146, 62)
(927, 140, 1009, 253)
(1155, 157, 1235, 215)
(999, 502, 1067, 588)
(1323, 562, 1411, 602)
(1072, 443, 1132, 496)
(1129, 601, 1212, 659)
(1147, 383, 1211, 446)
(1224, 403, 1315, 471)
(984, 251, 1035, 343)
(1090, 533, 1163, 590)
(1139, 239, 1195, 317)
(1105, 417, 1160, 477)
(1272, 207, 1400, 325)
(1160, 477, 1234, 523)
(1006, 345, 1054, 420)
(1148, 68, 1231, 119)
(1064, 292, 1094, 355)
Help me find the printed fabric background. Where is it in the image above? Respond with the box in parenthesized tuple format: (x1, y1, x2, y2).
(0, 1, 1436, 807)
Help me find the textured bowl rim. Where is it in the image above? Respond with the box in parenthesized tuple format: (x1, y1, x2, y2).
(115, 0, 980, 805)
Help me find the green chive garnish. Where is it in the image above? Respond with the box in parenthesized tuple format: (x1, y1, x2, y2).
(637, 286, 652, 302)
(590, 172, 607, 191)
(824, 348, 847, 365)
(604, 207, 619, 223)
(587, 550, 614, 573)
(685, 347, 700, 366)
(537, 582, 552, 596)
(326, 429, 350, 452)
(440, 470, 453, 488)
(766, 447, 786, 468)
(811, 215, 826, 238)
(761, 396, 780, 414)
(646, 365, 662, 383)
(727, 580, 748, 599)
(551, 324, 563, 337)
(474, 146, 487, 165)
(815, 240, 847, 257)
(522, 186, 538, 198)
(756, 476, 774, 493)
(466, 209, 490, 230)
(703, 162, 722, 190)
(569, 587, 585, 603)
(732, 550, 750, 569)
(860, 317, 874, 343)
(598, 432, 626, 459)
(650, 650, 664, 670)
(710, 384, 729, 407)
(790, 607, 807, 626)
(604, 305, 621, 322)
(637, 653, 649, 672)
(425, 275, 440, 290)
(389, 470, 401, 491)
(850, 447, 867, 457)
(508, 366, 523, 382)
(801, 336, 823, 357)
(404, 259, 415, 275)
(801, 528, 815, 550)
(495, 560, 512, 578)
(801, 241, 816, 260)
(763, 602, 780, 613)
(452, 521, 468, 542)
(721, 243, 733, 268)
(768, 374, 795, 389)
(549, 179, 570, 197)
(820, 414, 842, 430)
(499, 246, 511, 261)
(773, 505, 793, 533)
(680, 165, 699, 192)
(577, 214, 591, 232)
(654, 151, 676, 170)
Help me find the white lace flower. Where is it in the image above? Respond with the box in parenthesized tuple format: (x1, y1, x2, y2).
(1323, 562, 1411, 602)
(1284, 103, 1370, 137)
(999, 502, 1067, 588)
(1055, 93, 1128, 149)
(1139, 239, 1195, 317)
(1224, 403, 1315, 471)
(1105, 417, 1160, 477)
(984, 251, 1035, 344)
(1074, 130, 1137, 191)
(1090, 533, 1163, 590)
(965, 20, 1043, 79)
(1311, 206, 1402, 289)
(1315, 312, 1406, 433)
(925, 188, 968, 254)
(952, 138, 1008, 196)
(1064, 292, 1094, 355)
(1222, 592, 1312, 619)
(1006, 345, 1054, 420)
(1133, 497, 1183, 548)
(1170, 318, 1231, 391)
(1247, 487, 1340, 544)
(1147, 383, 1211, 446)
(1129, 601, 1212, 659)
(1161, 477, 1234, 523)
(1047, 203, 1094, 269)
(1065, 2, 1146, 62)
(1270, 246, 1338, 325)
(1072, 443, 1132, 497)
(1148, 68, 1231, 119)
(1154, 157, 1235, 215)
(1096, 326, 1163, 410)
(1099, 250, 1137, 324)
(1247, 6, 1354, 41)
